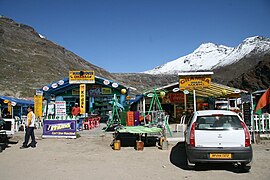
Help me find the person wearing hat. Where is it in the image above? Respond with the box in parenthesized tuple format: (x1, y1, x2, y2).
(72, 103, 80, 116)
(20, 106, 37, 149)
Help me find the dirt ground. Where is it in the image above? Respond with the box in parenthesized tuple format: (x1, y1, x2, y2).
(1, 124, 270, 180)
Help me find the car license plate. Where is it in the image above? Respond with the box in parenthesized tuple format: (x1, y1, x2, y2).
(210, 153, 232, 159)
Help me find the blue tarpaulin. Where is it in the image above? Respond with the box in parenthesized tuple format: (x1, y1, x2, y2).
(0, 96, 34, 106)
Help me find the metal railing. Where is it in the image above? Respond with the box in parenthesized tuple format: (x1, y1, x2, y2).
(252, 114, 270, 133)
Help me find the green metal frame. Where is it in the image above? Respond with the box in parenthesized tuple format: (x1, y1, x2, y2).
(146, 89, 172, 137)
(104, 94, 121, 131)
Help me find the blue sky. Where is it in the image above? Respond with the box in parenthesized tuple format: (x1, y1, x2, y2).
(1, 0, 270, 73)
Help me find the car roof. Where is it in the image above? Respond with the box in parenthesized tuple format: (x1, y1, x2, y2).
(195, 110, 237, 116)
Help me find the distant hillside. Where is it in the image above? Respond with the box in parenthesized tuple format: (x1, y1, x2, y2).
(0, 17, 116, 97)
(113, 73, 178, 93)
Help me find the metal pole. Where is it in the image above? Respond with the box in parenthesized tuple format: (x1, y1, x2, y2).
(184, 93, 187, 111)
(193, 89, 197, 112)
(143, 96, 146, 125)
(250, 93, 256, 143)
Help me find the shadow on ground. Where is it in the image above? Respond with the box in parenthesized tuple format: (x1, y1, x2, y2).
(169, 142, 250, 173)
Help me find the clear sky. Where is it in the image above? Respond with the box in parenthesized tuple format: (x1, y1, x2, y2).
(1, 0, 270, 73)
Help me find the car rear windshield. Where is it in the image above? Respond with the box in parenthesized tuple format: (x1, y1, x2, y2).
(195, 115, 243, 130)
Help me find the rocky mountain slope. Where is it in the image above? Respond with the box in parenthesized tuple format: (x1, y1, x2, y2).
(0, 16, 116, 97)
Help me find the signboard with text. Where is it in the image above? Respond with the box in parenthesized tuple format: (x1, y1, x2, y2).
(168, 93, 186, 104)
(69, 70, 95, 84)
(80, 84, 86, 114)
(243, 103, 251, 126)
(179, 75, 211, 89)
(102, 88, 112, 95)
(55, 101, 66, 117)
(42, 120, 77, 138)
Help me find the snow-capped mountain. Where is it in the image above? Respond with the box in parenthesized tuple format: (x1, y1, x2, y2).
(144, 36, 270, 74)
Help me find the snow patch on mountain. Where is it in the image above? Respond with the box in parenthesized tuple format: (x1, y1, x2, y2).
(144, 36, 270, 74)
(39, 34, 46, 39)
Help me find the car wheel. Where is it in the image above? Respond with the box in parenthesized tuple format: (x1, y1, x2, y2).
(195, 162, 204, 171)
(239, 163, 251, 172)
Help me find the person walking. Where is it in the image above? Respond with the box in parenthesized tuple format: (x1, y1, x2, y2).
(20, 106, 37, 149)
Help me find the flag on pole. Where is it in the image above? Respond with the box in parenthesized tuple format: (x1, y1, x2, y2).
(255, 88, 270, 112)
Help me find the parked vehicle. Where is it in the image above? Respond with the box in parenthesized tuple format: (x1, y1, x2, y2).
(185, 110, 252, 171)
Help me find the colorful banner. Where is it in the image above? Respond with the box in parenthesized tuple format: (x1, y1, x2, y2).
(55, 101, 66, 117)
(42, 120, 77, 138)
(34, 95, 43, 118)
(179, 75, 211, 89)
(80, 84, 86, 114)
(69, 70, 95, 84)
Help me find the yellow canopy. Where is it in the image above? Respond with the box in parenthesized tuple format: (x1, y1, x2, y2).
(193, 82, 244, 98)
(154, 82, 245, 98)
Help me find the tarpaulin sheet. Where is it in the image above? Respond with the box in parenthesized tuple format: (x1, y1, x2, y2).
(118, 126, 162, 134)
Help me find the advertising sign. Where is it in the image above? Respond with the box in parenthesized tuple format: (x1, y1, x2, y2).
(42, 120, 77, 138)
(102, 88, 112, 95)
(168, 93, 186, 104)
(34, 95, 43, 118)
(69, 70, 95, 84)
(179, 75, 211, 89)
(80, 84, 86, 114)
(89, 85, 101, 96)
(55, 101, 66, 117)
(243, 103, 251, 126)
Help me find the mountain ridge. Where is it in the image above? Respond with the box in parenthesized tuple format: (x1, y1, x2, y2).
(144, 36, 270, 74)
(0, 16, 269, 98)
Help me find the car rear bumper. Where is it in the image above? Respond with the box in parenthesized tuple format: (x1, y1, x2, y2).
(186, 144, 253, 164)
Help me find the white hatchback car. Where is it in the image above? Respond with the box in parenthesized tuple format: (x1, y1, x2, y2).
(185, 110, 252, 170)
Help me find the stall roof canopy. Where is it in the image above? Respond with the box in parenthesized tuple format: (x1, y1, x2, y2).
(153, 82, 247, 98)
(40, 76, 129, 96)
(0, 96, 34, 106)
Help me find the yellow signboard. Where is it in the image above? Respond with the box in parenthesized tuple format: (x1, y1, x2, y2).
(80, 84, 86, 114)
(8, 102, 12, 116)
(34, 95, 43, 118)
(179, 75, 211, 89)
(69, 70, 95, 84)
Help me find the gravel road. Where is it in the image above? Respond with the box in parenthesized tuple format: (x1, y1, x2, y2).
(0, 125, 270, 180)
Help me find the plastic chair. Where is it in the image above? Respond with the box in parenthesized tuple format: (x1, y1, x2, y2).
(94, 116, 101, 127)
(14, 116, 20, 132)
(175, 115, 186, 132)
(83, 118, 94, 130)
(20, 116, 27, 132)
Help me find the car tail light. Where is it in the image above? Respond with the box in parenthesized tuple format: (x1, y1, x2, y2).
(190, 122, 196, 147)
(241, 121, 251, 147)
